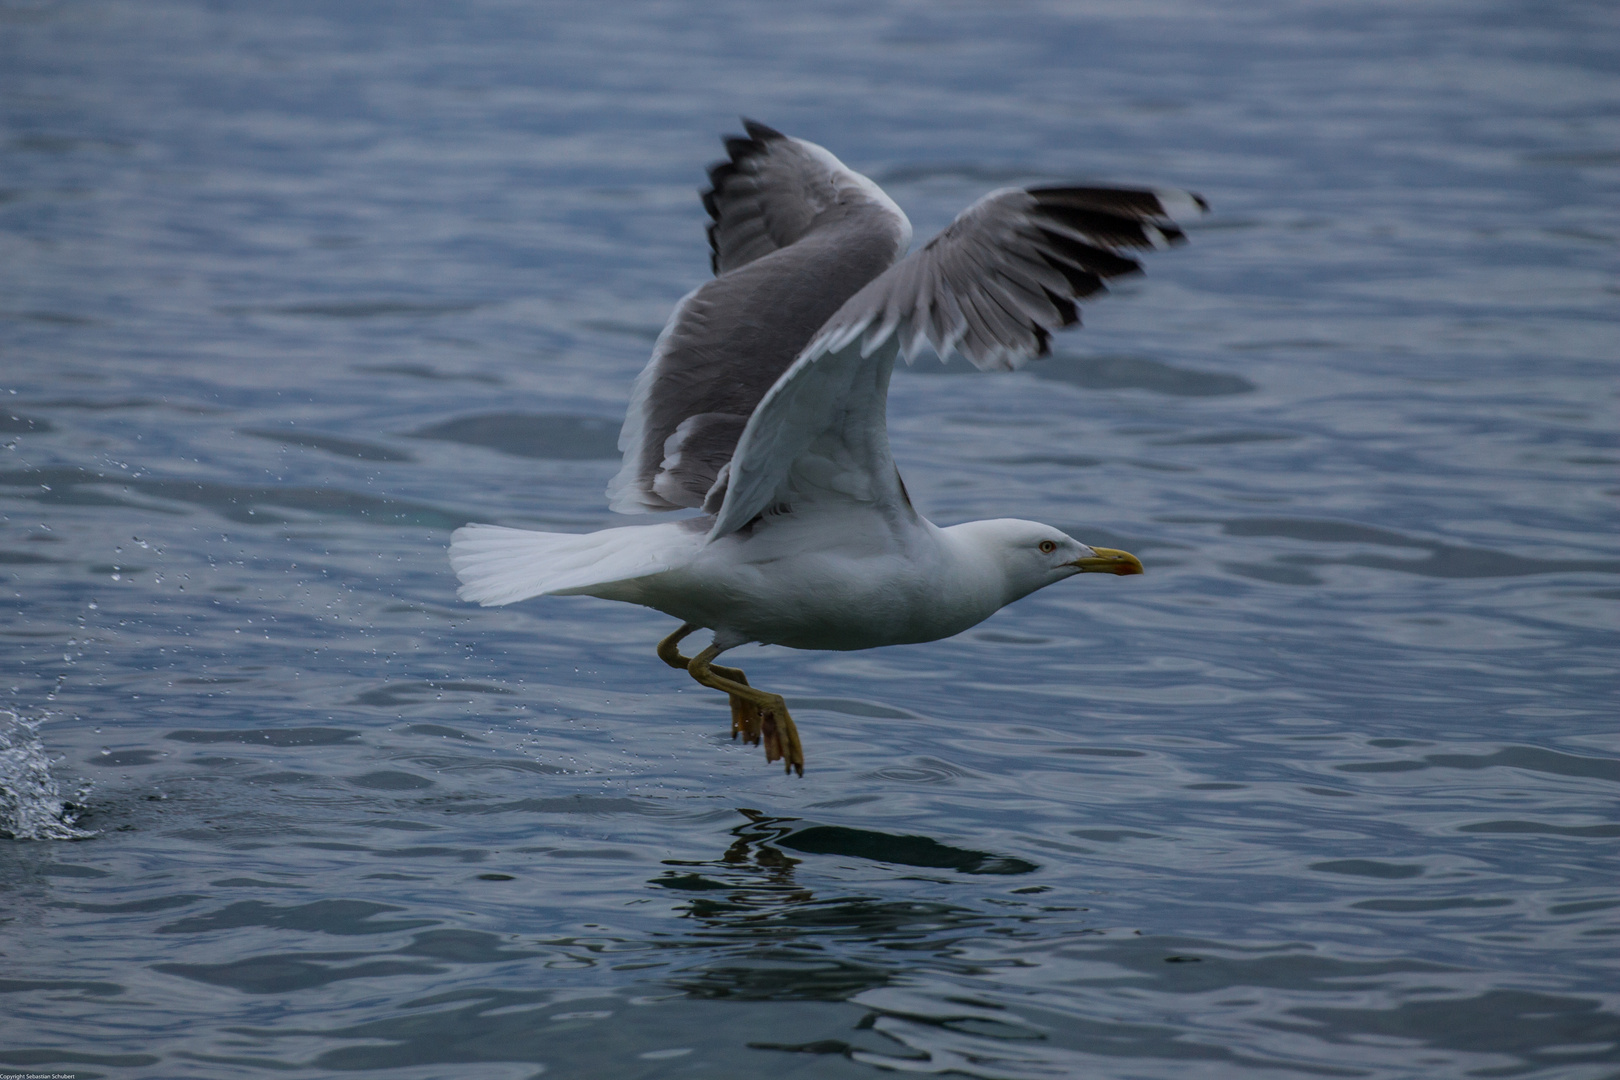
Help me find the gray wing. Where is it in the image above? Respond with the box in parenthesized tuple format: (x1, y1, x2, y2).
(606, 122, 911, 515)
(709, 183, 1205, 538)
(704, 119, 840, 275)
(809, 184, 1207, 372)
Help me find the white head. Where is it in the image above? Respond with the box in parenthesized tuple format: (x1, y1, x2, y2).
(950, 518, 1144, 608)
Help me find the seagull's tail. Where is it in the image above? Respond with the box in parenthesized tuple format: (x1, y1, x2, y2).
(449, 522, 703, 606)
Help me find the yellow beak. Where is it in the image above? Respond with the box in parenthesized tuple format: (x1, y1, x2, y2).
(1070, 546, 1144, 576)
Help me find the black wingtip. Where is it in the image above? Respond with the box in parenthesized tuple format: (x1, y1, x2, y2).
(705, 221, 721, 274)
(1031, 184, 1209, 223)
(703, 123, 785, 224)
(722, 136, 759, 161)
(1043, 288, 1080, 328)
(740, 117, 786, 141)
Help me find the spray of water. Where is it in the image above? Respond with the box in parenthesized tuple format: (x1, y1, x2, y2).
(1, 709, 95, 841)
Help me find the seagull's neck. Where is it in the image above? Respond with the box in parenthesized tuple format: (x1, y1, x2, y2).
(935, 520, 1019, 617)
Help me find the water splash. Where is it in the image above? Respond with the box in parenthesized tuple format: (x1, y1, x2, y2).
(0, 709, 95, 841)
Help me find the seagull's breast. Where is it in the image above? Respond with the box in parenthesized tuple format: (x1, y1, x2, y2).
(629, 512, 1004, 651)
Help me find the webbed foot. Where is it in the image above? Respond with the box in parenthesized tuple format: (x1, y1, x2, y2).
(665, 631, 805, 776)
(731, 692, 802, 776)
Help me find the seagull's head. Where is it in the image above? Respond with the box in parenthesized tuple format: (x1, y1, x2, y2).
(958, 519, 1144, 606)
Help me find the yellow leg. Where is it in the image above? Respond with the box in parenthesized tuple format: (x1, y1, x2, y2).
(658, 624, 770, 749)
(658, 634, 803, 776)
(657, 626, 805, 775)
(689, 645, 804, 777)
(657, 623, 699, 670)
(659, 623, 747, 681)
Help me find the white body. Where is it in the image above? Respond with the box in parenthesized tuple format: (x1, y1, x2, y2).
(595, 513, 1010, 651)
(451, 511, 1104, 653)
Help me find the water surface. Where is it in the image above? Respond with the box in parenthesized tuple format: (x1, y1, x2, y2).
(3, 1, 1618, 1077)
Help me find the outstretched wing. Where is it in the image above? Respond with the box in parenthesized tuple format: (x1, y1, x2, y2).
(606, 121, 911, 515)
(813, 184, 1206, 372)
(709, 183, 1205, 538)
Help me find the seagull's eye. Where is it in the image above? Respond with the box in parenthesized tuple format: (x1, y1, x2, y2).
(1039, 540, 1058, 554)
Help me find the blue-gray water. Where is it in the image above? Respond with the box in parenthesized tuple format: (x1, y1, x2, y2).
(3, 1, 1618, 1077)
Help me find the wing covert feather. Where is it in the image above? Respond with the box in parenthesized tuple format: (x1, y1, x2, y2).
(607, 122, 910, 515)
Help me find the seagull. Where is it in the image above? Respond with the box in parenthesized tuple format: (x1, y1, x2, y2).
(450, 120, 1204, 775)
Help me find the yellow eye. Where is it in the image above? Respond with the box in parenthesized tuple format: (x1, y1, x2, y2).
(1039, 540, 1058, 554)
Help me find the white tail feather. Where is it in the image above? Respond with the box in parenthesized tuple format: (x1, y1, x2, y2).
(449, 522, 702, 606)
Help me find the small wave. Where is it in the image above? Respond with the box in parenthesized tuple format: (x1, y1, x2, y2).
(0, 709, 94, 841)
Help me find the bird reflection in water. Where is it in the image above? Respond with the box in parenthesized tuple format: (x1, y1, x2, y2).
(649, 809, 1027, 1004)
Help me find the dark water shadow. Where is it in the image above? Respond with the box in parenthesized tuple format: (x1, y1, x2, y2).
(153, 923, 552, 997)
(577, 318, 663, 343)
(1, 412, 51, 434)
(165, 727, 363, 748)
(0, 549, 62, 564)
(1228, 562, 1324, 585)
(1280, 989, 1620, 1073)
(86, 749, 160, 767)
(1458, 820, 1620, 837)
(1221, 513, 1535, 548)
(158, 898, 438, 937)
(10, 134, 133, 154)
(408, 413, 620, 460)
(1321, 548, 1620, 578)
(778, 826, 1037, 875)
(7, 397, 220, 413)
(239, 428, 414, 463)
(1309, 859, 1423, 879)
(1152, 430, 1298, 446)
(154, 952, 442, 994)
(351, 680, 513, 708)
(1220, 517, 1620, 578)
(353, 363, 502, 385)
(790, 698, 920, 720)
(57, 894, 207, 914)
(1032, 355, 1254, 396)
(221, 988, 637, 1073)
(901, 352, 1255, 396)
(401, 723, 485, 741)
(440, 794, 669, 817)
(874, 162, 1046, 186)
(0, 977, 124, 997)
(1055, 526, 1188, 554)
(0, 309, 102, 326)
(396, 929, 548, 964)
(348, 771, 434, 791)
(1425, 747, 1620, 783)
(0, 466, 464, 528)
(217, 301, 482, 318)
(0, 1050, 159, 1070)
(1336, 745, 1620, 784)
